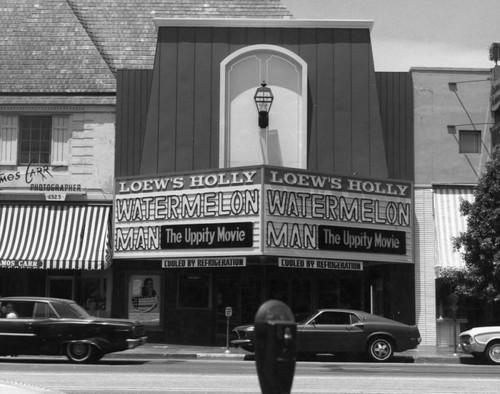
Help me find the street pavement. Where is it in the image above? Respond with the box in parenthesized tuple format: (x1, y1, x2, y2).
(107, 343, 473, 364)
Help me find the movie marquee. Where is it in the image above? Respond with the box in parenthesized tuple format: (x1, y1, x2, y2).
(114, 167, 413, 264)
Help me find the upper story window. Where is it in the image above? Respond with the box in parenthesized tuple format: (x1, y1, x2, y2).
(220, 45, 307, 169)
(19, 116, 52, 165)
(459, 130, 481, 154)
(0, 114, 69, 166)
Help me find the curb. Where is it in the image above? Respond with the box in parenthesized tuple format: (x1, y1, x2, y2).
(107, 351, 465, 364)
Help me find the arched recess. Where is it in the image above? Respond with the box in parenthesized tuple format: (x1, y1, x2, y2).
(220, 45, 307, 169)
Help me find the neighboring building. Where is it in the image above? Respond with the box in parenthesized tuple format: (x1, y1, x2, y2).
(412, 67, 492, 346)
(491, 65, 500, 153)
(0, 0, 116, 316)
(115, 18, 415, 345)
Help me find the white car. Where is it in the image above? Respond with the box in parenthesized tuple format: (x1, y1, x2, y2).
(459, 326, 500, 364)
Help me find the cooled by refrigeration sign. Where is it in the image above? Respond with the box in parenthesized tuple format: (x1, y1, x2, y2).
(114, 167, 413, 263)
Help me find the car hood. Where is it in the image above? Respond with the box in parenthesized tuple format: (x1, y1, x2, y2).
(460, 326, 500, 337)
(91, 317, 143, 326)
(233, 324, 254, 332)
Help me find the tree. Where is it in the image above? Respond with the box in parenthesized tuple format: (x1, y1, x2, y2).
(452, 151, 500, 304)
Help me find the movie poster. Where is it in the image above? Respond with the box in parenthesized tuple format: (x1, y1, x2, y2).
(128, 274, 160, 326)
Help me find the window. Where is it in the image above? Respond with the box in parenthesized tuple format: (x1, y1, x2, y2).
(34, 302, 58, 319)
(178, 274, 211, 309)
(19, 116, 51, 165)
(0, 114, 69, 166)
(313, 311, 352, 325)
(1, 301, 35, 319)
(459, 130, 481, 154)
(220, 45, 307, 169)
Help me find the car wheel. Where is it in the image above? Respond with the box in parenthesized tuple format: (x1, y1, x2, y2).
(485, 342, 500, 364)
(367, 337, 394, 362)
(66, 342, 95, 364)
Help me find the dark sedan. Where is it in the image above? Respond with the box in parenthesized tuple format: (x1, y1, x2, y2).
(232, 308, 421, 362)
(0, 296, 147, 363)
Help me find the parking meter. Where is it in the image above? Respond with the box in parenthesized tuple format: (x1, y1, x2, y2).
(254, 300, 296, 394)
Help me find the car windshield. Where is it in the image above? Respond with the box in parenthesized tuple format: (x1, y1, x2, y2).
(51, 301, 90, 319)
(297, 313, 317, 325)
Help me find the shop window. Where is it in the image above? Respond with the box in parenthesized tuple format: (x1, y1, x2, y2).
(178, 274, 211, 309)
(436, 279, 465, 319)
(0, 114, 69, 166)
(220, 45, 307, 169)
(80, 277, 107, 317)
(269, 279, 289, 304)
(291, 278, 311, 322)
(240, 276, 261, 324)
(459, 130, 481, 154)
(317, 279, 339, 309)
(48, 276, 74, 300)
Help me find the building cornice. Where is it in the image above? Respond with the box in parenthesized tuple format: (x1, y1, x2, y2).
(154, 18, 373, 31)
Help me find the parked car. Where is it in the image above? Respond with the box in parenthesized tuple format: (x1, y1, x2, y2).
(232, 308, 421, 362)
(459, 326, 500, 364)
(0, 296, 147, 363)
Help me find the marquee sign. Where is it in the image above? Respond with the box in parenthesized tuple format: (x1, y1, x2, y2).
(114, 168, 262, 259)
(114, 166, 413, 263)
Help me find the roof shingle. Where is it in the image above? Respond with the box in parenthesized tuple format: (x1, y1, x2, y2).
(0, 0, 293, 96)
(0, 0, 116, 94)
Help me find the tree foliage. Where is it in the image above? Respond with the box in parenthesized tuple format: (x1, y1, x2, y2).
(452, 151, 500, 302)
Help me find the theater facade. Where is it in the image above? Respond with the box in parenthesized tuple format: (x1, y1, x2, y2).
(113, 18, 415, 344)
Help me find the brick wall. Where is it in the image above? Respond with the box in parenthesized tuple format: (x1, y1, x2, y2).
(414, 186, 437, 346)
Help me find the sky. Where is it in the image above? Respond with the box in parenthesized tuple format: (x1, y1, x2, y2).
(282, 0, 500, 71)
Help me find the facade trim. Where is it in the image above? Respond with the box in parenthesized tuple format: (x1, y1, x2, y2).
(154, 18, 374, 30)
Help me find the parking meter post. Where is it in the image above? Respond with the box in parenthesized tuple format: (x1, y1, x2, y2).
(254, 300, 297, 394)
(225, 306, 232, 354)
(449, 293, 459, 355)
(225, 316, 230, 353)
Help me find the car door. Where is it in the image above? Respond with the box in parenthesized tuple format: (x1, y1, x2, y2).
(297, 311, 364, 353)
(0, 301, 37, 355)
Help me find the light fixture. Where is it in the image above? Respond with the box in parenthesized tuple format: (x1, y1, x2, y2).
(254, 82, 274, 129)
(447, 125, 457, 134)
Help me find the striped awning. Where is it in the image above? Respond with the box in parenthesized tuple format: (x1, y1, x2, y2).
(433, 187, 475, 269)
(0, 204, 111, 270)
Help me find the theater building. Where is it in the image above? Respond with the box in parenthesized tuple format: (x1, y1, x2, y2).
(113, 18, 416, 344)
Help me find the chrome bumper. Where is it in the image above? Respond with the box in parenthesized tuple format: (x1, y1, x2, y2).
(231, 338, 252, 347)
(127, 336, 148, 349)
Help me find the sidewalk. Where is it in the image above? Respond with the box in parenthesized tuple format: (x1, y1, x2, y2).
(108, 343, 473, 364)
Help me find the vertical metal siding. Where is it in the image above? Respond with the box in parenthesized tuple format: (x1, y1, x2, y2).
(315, 29, 334, 173)
(116, 69, 153, 177)
(376, 72, 414, 181)
(332, 29, 353, 175)
(117, 26, 410, 180)
(351, 29, 371, 175)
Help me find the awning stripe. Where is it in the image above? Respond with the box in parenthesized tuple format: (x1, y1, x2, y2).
(433, 188, 475, 269)
(0, 204, 111, 270)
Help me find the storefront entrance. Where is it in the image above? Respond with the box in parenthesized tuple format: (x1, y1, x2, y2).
(114, 259, 415, 346)
(211, 265, 365, 345)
